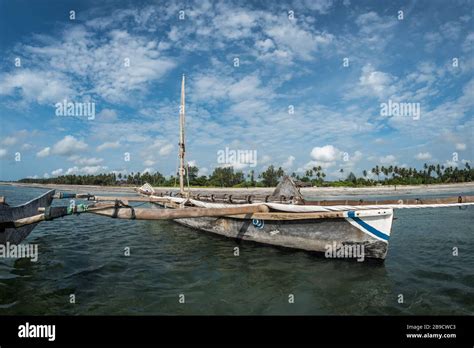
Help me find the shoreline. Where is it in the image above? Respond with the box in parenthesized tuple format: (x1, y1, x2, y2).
(2, 181, 474, 197)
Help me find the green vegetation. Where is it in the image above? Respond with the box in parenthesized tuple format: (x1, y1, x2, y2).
(17, 162, 473, 187)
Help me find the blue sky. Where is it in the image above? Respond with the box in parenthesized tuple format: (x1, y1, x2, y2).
(0, 0, 472, 181)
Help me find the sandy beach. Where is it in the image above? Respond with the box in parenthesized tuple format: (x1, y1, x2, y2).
(3, 181, 474, 197)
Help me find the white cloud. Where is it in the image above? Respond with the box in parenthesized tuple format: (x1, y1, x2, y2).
(193, 75, 229, 101)
(390, 78, 474, 139)
(415, 152, 432, 160)
(51, 168, 64, 176)
(354, 11, 397, 51)
(36, 147, 51, 158)
(310, 145, 340, 162)
(2, 136, 17, 146)
(144, 159, 156, 166)
(0, 69, 74, 104)
(264, 21, 333, 61)
(192, 73, 272, 105)
(462, 32, 474, 52)
(228, 75, 265, 101)
(96, 109, 118, 122)
(211, 7, 257, 40)
(255, 38, 274, 52)
(67, 156, 103, 166)
(159, 143, 174, 156)
(97, 141, 120, 151)
(1, 130, 32, 149)
(296, 0, 334, 14)
(51, 136, 88, 156)
(0, 149, 7, 158)
(139, 139, 175, 167)
(379, 155, 397, 165)
(456, 143, 467, 151)
(65, 165, 107, 175)
(2, 25, 176, 105)
(355, 11, 397, 34)
(349, 64, 397, 100)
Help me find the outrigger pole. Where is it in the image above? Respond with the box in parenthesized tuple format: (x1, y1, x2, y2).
(178, 74, 186, 195)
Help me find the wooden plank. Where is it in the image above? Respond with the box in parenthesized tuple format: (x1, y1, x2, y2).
(12, 213, 45, 227)
(162, 201, 182, 209)
(93, 195, 171, 203)
(226, 211, 347, 220)
(38, 203, 271, 222)
(89, 204, 270, 220)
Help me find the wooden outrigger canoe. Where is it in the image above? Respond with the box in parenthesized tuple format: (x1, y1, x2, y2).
(0, 190, 55, 244)
(137, 178, 393, 260)
(135, 178, 474, 260)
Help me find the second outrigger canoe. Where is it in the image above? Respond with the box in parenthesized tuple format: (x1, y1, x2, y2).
(0, 190, 55, 244)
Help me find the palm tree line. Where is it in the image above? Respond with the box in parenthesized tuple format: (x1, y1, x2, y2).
(17, 162, 473, 187)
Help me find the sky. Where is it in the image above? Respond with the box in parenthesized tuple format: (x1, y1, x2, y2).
(0, 0, 472, 181)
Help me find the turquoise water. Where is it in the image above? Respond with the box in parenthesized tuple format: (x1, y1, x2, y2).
(0, 185, 473, 315)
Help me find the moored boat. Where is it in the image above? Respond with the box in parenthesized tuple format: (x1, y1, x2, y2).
(0, 190, 55, 244)
(140, 180, 394, 260)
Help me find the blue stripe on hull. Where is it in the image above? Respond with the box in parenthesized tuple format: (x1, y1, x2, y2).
(347, 211, 390, 241)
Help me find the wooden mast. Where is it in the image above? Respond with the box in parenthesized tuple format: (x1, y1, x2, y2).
(179, 74, 186, 195)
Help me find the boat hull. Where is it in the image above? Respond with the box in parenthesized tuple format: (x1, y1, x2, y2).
(0, 190, 55, 245)
(150, 201, 394, 260)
